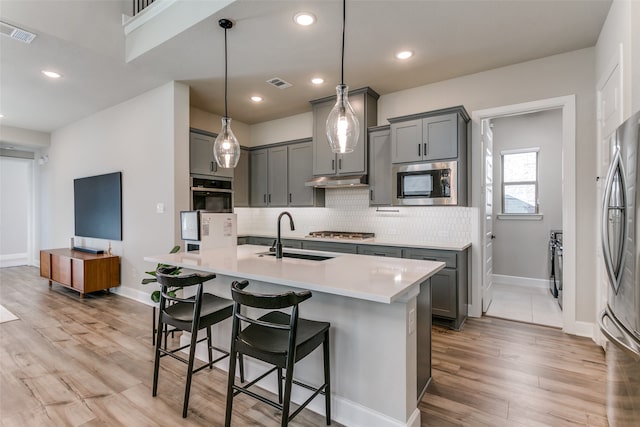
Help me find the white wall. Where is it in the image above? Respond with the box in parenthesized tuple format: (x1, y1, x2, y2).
(189, 106, 251, 147)
(491, 110, 563, 280)
(39, 81, 190, 302)
(248, 48, 597, 323)
(0, 156, 32, 266)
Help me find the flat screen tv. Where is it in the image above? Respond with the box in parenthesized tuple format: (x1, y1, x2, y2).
(74, 172, 122, 241)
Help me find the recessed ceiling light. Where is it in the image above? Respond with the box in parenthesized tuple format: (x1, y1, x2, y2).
(294, 12, 316, 26)
(395, 51, 414, 60)
(311, 77, 324, 85)
(42, 70, 62, 79)
(250, 96, 263, 102)
(0, 114, 4, 118)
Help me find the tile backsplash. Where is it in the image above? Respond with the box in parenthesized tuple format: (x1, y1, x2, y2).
(236, 188, 475, 245)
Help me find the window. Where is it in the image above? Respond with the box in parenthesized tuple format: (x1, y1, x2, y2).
(501, 149, 539, 214)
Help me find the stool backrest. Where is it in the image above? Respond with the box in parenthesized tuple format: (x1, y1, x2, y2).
(155, 267, 216, 308)
(230, 280, 311, 309)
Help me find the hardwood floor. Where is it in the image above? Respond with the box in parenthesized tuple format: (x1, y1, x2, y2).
(1, 266, 608, 426)
(425, 319, 608, 426)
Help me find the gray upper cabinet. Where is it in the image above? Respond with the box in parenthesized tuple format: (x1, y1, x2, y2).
(368, 126, 392, 206)
(249, 140, 323, 208)
(288, 141, 317, 206)
(390, 108, 468, 164)
(268, 146, 288, 206)
(311, 87, 379, 176)
(189, 130, 234, 179)
(250, 149, 268, 206)
(250, 147, 287, 207)
(234, 148, 250, 207)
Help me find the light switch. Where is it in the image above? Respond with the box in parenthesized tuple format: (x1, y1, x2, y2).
(156, 202, 165, 213)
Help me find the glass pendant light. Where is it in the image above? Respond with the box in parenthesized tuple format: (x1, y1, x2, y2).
(326, 0, 359, 154)
(213, 19, 240, 169)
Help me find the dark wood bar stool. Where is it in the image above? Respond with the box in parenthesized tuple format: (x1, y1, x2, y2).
(152, 267, 234, 418)
(225, 280, 331, 427)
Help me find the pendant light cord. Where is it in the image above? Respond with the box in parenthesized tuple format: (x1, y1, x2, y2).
(341, 0, 345, 86)
(224, 26, 228, 119)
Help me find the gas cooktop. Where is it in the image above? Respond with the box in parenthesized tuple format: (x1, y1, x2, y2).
(307, 231, 375, 240)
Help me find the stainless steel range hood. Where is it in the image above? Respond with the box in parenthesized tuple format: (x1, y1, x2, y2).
(305, 174, 368, 188)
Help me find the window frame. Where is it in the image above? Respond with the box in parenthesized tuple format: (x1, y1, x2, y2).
(500, 148, 540, 215)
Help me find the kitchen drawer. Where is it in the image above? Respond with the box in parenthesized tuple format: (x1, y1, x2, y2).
(402, 248, 457, 268)
(301, 240, 357, 254)
(357, 245, 402, 258)
(247, 237, 302, 249)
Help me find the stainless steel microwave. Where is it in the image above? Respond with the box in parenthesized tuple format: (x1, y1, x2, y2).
(392, 161, 458, 206)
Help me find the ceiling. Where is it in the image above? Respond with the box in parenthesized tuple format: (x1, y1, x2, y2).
(0, 0, 612, 136)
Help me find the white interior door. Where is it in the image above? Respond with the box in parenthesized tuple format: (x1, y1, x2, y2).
(482, 119, 494, 313)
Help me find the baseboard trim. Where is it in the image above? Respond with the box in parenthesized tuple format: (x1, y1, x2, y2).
(0, 253, 29, 268)
(111, 286, 155, 307)
(564, 320, 595, 340)
(493, 274, 549, 289)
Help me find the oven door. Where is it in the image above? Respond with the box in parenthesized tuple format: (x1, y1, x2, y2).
(191, 188, 233, 212)
(392, 161, 457, 206)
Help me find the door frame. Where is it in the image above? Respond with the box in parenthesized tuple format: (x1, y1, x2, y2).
(470, 95, 579, 335)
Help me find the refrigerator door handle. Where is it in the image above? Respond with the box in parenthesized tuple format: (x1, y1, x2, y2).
(599, 307, 640, 361)
(601, 147, 628, 294)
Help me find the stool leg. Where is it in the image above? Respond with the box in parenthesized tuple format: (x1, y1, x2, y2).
(152, 316, 164, 397)
(152, 306, 156, 346)
(238, 353, 245, 383)
(224, 340, 238, 427)
(206, 327, 213, 368)
(281, 362, 295, 427)
(323, 330, 331, 425)
(182, 328, 199, 418)
(277, 367, 283, 403)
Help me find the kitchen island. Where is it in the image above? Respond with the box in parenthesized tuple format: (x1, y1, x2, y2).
(145, 245, 444, 427)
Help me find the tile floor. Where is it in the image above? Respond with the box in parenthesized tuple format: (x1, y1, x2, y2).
(485, 282, 563, 328)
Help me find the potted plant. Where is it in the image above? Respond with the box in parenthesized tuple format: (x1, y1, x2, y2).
(142, 245, 182, 345)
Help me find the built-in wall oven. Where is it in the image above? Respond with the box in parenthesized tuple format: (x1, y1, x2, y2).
(191, 176, 233, 212)
(392, 160, 458, 206)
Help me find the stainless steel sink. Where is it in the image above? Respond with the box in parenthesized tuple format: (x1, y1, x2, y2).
(257, 251, 333, 261)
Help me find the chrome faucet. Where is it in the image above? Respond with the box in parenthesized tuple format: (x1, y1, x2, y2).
(276, 211, 295, 259)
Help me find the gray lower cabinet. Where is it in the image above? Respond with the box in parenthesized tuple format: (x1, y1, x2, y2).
(356, 244, 402, 257)
(417, 278, 432, 400)
(250, 147, 288, 207)
(238, 235, 468, 330)
(301, 240, 358, 254)
(403, 247, 468, 330)
(190, 130, 234, 179)
(368, 126, 392, 206)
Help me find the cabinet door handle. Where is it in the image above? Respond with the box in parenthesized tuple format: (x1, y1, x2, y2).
(370, 189, 374, 201)
(211, 161, 215, 172)
(423, 143, 427, 157)
(339, 158, 342, 170)
(263, 194, 266, 203)
(268, 194, 271, 203)
(418, 144, 421, 157)
(332, 159, 335, 171)
(289, 193, 292, 203)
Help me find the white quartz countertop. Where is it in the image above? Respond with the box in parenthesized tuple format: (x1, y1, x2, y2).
(144, 245, 445, 304)
(239, 234, 471, 251)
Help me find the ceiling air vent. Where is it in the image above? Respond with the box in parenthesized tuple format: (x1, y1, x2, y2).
(0, 21, 37, 44)
(266, 77, 292, 89)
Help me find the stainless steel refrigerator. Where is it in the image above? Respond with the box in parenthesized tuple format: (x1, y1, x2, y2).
(598, 110, 640, 426)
